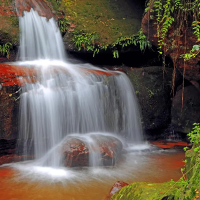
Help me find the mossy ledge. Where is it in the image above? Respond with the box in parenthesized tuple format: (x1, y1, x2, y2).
(0, 0, 150, 59)
(111, 145, 200, 200)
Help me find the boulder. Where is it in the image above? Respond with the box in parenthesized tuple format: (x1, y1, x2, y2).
(62, 134, 123, 167)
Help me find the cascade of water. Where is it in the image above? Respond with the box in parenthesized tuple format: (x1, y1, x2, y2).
(18, 9, 66, 61)
(16, 8, 144, 167)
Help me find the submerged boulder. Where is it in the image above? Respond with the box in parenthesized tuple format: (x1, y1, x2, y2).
(62, 134, 123, 167)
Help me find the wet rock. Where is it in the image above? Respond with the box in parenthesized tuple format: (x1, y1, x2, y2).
(0, 63, 38, 142)
(0, 63, 120, 147)
(62, 134, 123, 167)
(0, 139, 17, 157)
(15, 0, 56, 19)
(105, 181, 129, 200)
(151, 140, 191, 150)
(0, 154, 34, 165)
(124, 66, 181, 137)
(171, 84, 200, 133)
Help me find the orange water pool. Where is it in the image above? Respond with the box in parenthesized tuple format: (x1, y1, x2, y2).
(0, 150, 185, 200)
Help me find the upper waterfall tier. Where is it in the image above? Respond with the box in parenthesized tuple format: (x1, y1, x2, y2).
(18, 9, 66, 61)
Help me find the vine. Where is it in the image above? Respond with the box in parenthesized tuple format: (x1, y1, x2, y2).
(146, 0, 200, 56)
(145, 0, 200, 104)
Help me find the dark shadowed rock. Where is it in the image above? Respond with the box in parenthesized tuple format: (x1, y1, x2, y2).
(124, 66, 181, 135)
(62, 134, 123, 167)
(171, 84, 200, 134)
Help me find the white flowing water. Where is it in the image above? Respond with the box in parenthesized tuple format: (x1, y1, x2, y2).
(16, 9, 144, 167)
(18, 8, 66, 61)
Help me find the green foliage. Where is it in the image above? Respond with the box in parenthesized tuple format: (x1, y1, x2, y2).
(55, 0, 61, 6)
(180, 45, 200, 61)
(147, 0, 200, 59)
(71, 29, 151, 58)
(112, 29, 151, 53)
(0, 42, 12, 58)
(187, 123, 200, 153)
(58, 17, 70, 34)
(72, 30, 99, 52)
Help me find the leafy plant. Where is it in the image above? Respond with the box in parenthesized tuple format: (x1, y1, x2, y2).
(58, 17, 71, 34)
(0, 42, 12, 58)
(146, 0, 200, 58)
(71, 28, 151, 58)
(72, 30, 99, 52)
(187, 123, 200, 153)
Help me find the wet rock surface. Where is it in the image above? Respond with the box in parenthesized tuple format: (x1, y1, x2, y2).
(0, 63, 38, 140)
(62, 135, 123, 167)
(151, 140, 191, 150)
(15, 0, 56, 19)
(171, 84, 200, 134)
(105, 181, 129, 200)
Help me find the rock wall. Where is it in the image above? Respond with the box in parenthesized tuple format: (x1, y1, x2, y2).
(124, 66, 176, 139)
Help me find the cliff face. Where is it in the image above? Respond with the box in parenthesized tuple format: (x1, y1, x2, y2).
(141, 1, 200, 134)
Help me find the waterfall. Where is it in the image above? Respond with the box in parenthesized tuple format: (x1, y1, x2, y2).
(18, 9, 66, 61)
(16, 8, 144, 167)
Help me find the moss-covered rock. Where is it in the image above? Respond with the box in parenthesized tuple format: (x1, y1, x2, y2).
(60, 0, 144, 45)
(111, 144, 200, 200)
(0, 0, 19, 45)
(111, 182, 179, 200)
(0, 0, 149, 56)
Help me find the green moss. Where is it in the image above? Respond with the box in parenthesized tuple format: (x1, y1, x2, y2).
(0, 15, 19, 45)
(0, 0, 148, 55)
(60, 0, 142, 44)
(111, 182, 179, 200)
(54, 0, 148, 54)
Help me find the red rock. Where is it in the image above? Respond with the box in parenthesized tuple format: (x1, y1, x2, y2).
(81, 68, 118, 76)
(105, 181, 129, 200)
(0, 63, 116, 88)
(0, 0, 56, 19)
(151, 140, 191, 149)
(15, 0, 56, 19)
(62, 135, 123, 167)
(0, 154, 34, 165)
(0, 63, 37, 87)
